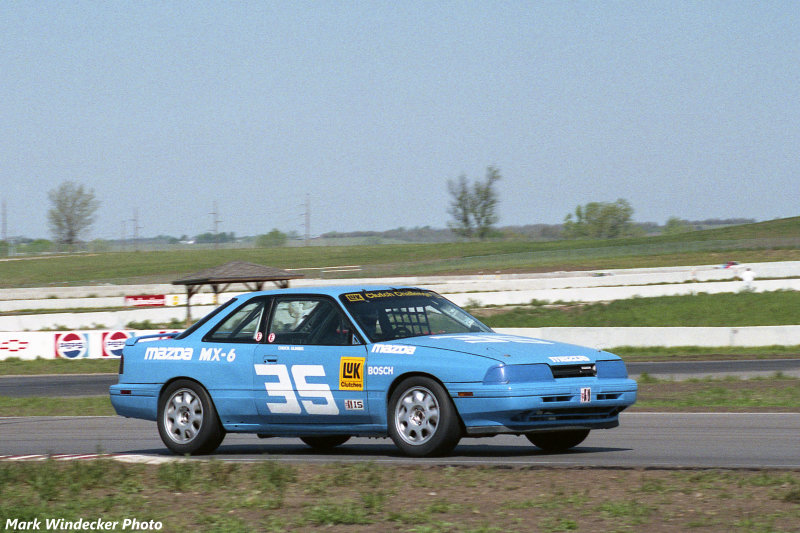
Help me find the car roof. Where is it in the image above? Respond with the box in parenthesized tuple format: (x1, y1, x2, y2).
(234, 284, 426, 299)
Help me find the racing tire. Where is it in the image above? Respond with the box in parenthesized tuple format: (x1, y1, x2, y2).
(388, 376, 461, 457)
(526, 429, 590, 452)
(300, 435, 351, 450)
(157, 380, 225, 455)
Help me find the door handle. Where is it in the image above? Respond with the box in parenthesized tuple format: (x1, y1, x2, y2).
(263, 357, 278, 363)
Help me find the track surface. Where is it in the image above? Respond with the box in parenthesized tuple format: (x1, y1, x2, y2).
(2, 413, 798, 468)
(3, 359, 800, 397)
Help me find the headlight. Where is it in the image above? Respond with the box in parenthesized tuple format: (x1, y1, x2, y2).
(596, 359, 628, 378)
(482, 364, 554, 385)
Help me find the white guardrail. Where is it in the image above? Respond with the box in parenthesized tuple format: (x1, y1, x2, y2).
(2, 326, 800, 361)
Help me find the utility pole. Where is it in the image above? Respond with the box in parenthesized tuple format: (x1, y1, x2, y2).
(1, 199, 6, 240)
(121, 220, 126, 252)
(210, 201, 221, 248)
(304, 194, 310, 247)
(1, 199, 7, 256)
(131, 209, 141, 251)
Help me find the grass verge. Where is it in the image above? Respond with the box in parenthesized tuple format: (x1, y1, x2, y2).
(0, 357, 119, 376)
(633, 376, 800, 412)
(477, 291, 800, 327)
(611, 345, 800, 361)
(0, 396, 115, 417)
(0, 460, 798, 532)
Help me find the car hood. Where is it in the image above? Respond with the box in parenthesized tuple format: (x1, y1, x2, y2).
(384, 333, 614, 364)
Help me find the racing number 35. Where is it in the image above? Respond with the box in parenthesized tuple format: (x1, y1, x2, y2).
(254, 364, 339, 415)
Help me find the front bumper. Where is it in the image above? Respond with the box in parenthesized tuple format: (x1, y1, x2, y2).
(450, 378, 637, 435)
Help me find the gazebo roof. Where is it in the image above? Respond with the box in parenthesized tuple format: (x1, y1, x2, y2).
(172, 261, 304, 323)
(172, 261, 304, 287)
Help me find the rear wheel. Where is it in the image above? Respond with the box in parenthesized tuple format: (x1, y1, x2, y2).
(157, 380, 225, 455)
(388, 377, 461, 457)
(300, 435, 351, 450)
(526, 429, 590, 452)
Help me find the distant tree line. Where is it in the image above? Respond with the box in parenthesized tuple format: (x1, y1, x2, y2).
(0, 177, 763, 256)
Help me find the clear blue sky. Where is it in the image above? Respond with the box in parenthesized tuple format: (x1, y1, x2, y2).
(2, 1, 798, 240)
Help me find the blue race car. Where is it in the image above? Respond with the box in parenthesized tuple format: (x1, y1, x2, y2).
(110, 286, 637, 457)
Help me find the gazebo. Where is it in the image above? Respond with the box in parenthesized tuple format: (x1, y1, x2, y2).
(172, 261, 304, 323)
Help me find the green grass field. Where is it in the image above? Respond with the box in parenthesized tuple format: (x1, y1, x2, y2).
(0, 216, 798, 287)
(477, 290, 800, 327)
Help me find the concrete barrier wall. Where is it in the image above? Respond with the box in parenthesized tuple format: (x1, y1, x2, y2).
(2, 325, 799, 361)
(495, 326, 800, 349)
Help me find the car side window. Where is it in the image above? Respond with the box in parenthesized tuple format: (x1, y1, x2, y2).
(206, 298, 266, 343)
(268, 298, 355, 346)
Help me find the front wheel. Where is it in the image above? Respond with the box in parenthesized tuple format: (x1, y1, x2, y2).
(388, 377, 461, 457)
(157, 380, 225, 455)
(526, 429, 590, 452)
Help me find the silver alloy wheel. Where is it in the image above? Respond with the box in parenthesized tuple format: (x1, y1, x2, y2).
(394, 386, 440, 445)
(163, 388, 203, 444)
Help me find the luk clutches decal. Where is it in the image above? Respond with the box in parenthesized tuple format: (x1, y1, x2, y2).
(339, 357, 365, 391)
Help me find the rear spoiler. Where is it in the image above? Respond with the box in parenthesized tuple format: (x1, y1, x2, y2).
(125, 332, 179, 346)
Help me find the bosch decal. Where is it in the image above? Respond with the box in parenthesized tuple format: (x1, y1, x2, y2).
(368, 366, 394, 376)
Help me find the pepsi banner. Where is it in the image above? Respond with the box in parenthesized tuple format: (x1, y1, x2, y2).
(54, 332, 89, 358)
(0, 330, 179, 361)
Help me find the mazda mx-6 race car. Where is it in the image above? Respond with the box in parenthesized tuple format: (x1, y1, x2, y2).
(110, 286, 637, 456)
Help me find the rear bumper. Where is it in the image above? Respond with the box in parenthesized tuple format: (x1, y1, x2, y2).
(109, 383, 160, 421)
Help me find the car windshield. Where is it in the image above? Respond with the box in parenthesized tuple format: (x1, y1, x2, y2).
(340, 289, 492, 343)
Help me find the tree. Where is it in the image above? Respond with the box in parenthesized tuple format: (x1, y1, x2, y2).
(256, 229, 288, 248)
(447, 166, 502, 239)
(447, 175, 474, 237)
(472, 166, 502, 239)
(563, 198, 636, 239)
(663, 216, 693, 235)
(47, 181, 100, 245)
(195, 232, 236, 244)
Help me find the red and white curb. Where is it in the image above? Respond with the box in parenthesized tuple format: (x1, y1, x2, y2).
(0, 454, 182, 464)
(0, 454, 116, 462)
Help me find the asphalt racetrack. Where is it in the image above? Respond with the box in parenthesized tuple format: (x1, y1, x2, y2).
(2, 413, 799, 468)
